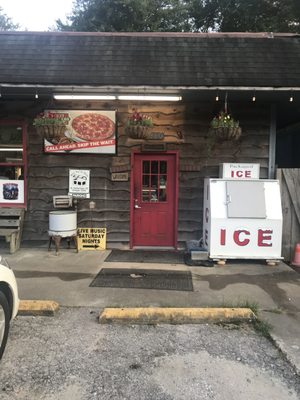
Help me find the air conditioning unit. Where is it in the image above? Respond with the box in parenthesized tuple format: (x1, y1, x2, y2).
(53, 195, 73, 209)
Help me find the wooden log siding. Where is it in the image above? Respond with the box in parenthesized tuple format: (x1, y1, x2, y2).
(276, 169, 300, 262)
(8, 99, 270, 246)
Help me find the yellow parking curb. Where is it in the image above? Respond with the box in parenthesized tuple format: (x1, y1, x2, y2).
(18, 300, 59, 316)
(99, 307, 256, 324)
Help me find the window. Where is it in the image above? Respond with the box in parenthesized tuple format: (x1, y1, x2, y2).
(0, 121, 26, 206)
(141, 160, 167, 202)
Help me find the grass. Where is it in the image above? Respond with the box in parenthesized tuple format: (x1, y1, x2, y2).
(263, 308, 282, 314)
(252, 319, 273, 338)
(220, 299, 259, 315)
(218, 299, 275, 338)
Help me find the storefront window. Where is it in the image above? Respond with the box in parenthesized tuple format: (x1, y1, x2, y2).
(0, 122, 26, 206)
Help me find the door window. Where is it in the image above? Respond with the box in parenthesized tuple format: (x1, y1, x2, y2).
(141, 160, 167, 202)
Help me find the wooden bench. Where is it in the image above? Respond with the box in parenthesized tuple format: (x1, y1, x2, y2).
(0, 208, 25, 253)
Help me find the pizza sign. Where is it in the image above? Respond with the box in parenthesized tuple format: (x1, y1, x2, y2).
(42, 110, 116, 154)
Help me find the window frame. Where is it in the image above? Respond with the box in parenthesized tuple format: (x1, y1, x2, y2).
(0, 119, 27, 208)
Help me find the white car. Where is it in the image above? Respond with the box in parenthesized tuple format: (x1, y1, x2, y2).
(0, 256, 19, 360)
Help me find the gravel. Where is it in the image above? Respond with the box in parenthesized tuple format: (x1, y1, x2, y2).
(0, 307, 299, 400)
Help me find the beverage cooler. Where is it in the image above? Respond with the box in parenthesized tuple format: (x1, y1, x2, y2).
(202, 165, 283, 264)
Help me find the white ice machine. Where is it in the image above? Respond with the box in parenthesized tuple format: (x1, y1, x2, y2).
(203, 178, 283, 262)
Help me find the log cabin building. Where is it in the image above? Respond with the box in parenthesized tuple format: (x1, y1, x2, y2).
(0, 31, 299, 250)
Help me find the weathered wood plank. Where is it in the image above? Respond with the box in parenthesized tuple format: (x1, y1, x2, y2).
(277, 169, 292, 260)
(283, 169, 300, 226)
(291, 208, 300, 263)
(277, 168, 300, 262)
(0, 208, 24, 216)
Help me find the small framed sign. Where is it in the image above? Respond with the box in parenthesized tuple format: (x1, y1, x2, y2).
(111, 172, 129, 181)
(68, 169, 90, 198)
(0, 180, 24, 204)
(219, 163, 260, 179)
(77, 228, 106, 250)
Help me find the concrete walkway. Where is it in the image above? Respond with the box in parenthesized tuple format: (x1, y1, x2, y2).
(4, 247, 300, 375)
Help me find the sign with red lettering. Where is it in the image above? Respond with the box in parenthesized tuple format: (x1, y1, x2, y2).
(39, 110, 116, 154)
(202, 178, 283, 260)
(219, 228, 273, 248)
(219, 163, 260, 179)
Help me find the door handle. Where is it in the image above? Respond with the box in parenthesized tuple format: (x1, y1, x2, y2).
(134, 199, 141, 209)
(225, 195, 232, 205)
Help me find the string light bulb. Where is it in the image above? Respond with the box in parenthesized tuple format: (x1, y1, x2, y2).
(215, 91, 219, 102)
(289, 93, 294, 102)
(252, 92, 256, 102)
(35, 90, 39, 99)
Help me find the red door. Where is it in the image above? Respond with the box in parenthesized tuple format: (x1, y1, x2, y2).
(131, 152, 178, 247)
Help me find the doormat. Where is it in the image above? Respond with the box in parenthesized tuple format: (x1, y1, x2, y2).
(90, 268, 193, 291)
(104, 249, 184, 264)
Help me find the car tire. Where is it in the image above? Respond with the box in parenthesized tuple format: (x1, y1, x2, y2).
(0, 291, 10, 360)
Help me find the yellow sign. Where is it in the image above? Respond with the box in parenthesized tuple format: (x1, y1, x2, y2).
(77, 228, 106, 251)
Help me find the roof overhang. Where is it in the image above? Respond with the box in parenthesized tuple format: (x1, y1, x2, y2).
(1, 83, 300, 103)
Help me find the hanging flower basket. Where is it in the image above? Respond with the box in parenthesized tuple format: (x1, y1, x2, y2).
(125, 111, 153, 139)
(125, 124, 151, 139)
(210, 111, 242, 141)
(33, 112, 70, 144)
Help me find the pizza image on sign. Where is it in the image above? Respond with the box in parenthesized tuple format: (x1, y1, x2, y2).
(42, 110, 116, 154)
(71, 113, 115, 141)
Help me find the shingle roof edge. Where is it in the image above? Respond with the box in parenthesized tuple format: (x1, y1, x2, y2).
(0, 31, 299, 39)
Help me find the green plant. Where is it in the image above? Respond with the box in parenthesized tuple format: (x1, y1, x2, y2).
(126, 111, 153, 128)
(263, 308, 282, 314)
(220, 299, 259, 315)
(33, 111, 70, 126)
(210, 111, 240, 130)
(209, 110, 242, 142)
(252, 319, 273, 338)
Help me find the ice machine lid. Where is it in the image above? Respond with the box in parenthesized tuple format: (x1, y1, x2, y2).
(226, 181, 266, 218)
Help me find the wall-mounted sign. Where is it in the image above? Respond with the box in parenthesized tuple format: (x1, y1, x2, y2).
(219, 163, 260, 179)
(40, 110, 116, 154)
(111, 172, 129, 181)
(147, 131, 165, 140)
(77, 228, 106, 250)
(68, 169, 90, 198)
(0, 180, 24, 204)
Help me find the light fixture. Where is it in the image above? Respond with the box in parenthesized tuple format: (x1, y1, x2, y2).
(289, 93, 294, 102)
(53, 94, 117, 100)
(215, 89, 219, 102)
(252, 92, 256, 102)
(117, 95, 182, 101)
(35, 90, 39, 99)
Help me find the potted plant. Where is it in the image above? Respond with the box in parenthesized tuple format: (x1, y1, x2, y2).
(210, 111, 242, 141)
(125, 111, 153, 139)
(33, 111, 70, 143)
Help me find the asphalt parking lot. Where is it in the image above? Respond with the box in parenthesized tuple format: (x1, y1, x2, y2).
(0, 307, 299, 400)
